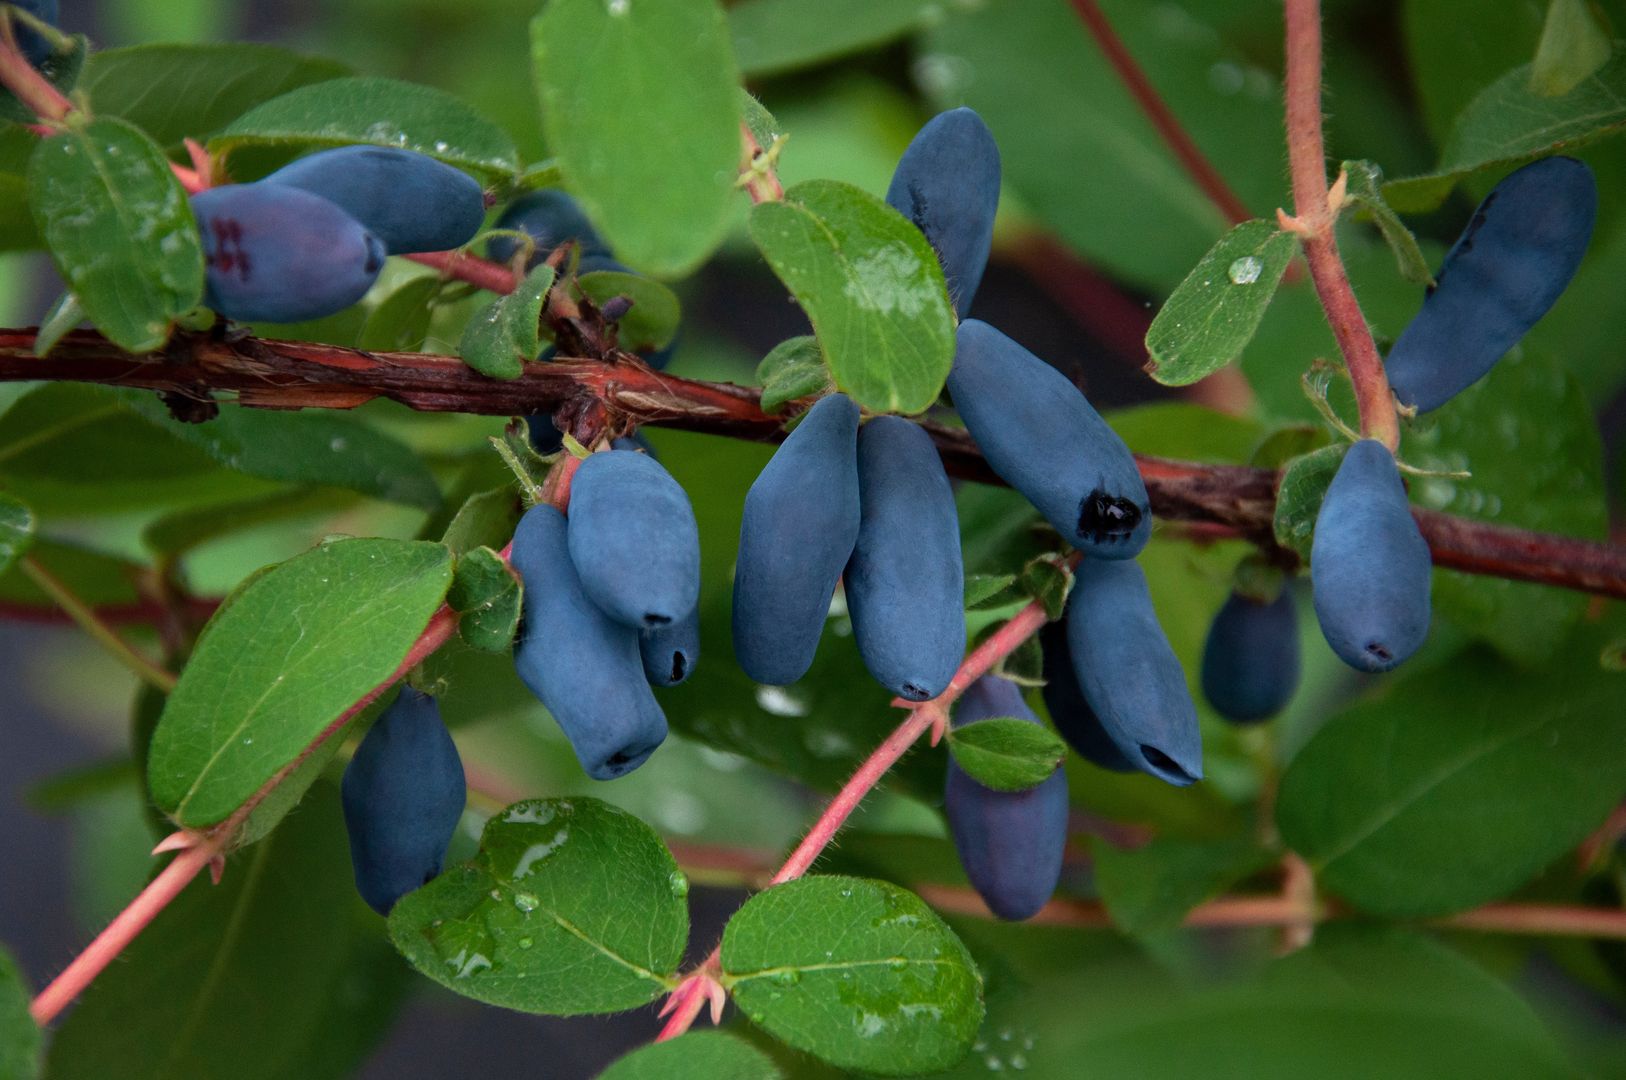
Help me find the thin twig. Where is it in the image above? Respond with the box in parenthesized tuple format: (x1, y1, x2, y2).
(19, 557, 178, 693)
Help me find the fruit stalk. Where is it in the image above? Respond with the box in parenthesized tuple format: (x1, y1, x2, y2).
(1281, 0, 1400, 450)
(0, 28, 73, 122)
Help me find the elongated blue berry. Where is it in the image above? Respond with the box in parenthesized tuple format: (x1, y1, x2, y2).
(1038, 618, 1134, 772)
(1310, 439, 1431, 673)
(733, 393, 861, 685)
(566, 447, 700, 629)
(944, 675, 1068, 920)
(488, 189, 608, 266)
(641, 605, 699, 687)
(7, 0, 56, 66)
(264, 145, 485, 255)
(887, 107, 1001, 319)
(511, 504, 668, 778)
(949, 320, 1150, 558)
(1065, 558, 1202, 786)
(340, 688, 466, 916)
(845, 416, 965, 700)
(192, 183, 385, 323)
(1201, 588, 1300, 723)
(1386, 157, 1596, 412)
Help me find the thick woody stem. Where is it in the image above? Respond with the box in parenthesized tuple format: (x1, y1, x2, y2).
(1282, 0, 1399, 449)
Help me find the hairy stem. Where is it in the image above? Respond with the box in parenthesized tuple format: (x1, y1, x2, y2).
(0, 33, 74, 123)
(1281, 0, 1399, 449)
(19, 556, 178, 692)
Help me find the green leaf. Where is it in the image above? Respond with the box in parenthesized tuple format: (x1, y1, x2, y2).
(1091, 834, 1274, 935)
(1249, 424, 1331, 470)
(729, 0, 942, 77)
(921, 0, 1285, 292)
(1019, 556, 1071, 620)
(1340, 160, 1434, 286)
(438, 486, 523, 556)
(739, 90, 780, 152)
(140, 488, 357, 558)
(1530, 0, 1611, 97)
(996, 632, 1045, 688)
(1272, 444, 1349, 561)
(28, 117, 204, 352)
(1277, 622, 1626, 917)
(721, 875, 984, 1075)
(459, 265, 555, 380)
(0, 537, 145, 612)
(0, 943, 39, 1080)
(388, 798, 689, 1015)
(1144, 220, 1295, 386)
(947, 718, 1066, 792)
(0, 492, 34, 576)
(44, 786, 409, 1080)
(1387, 53, 1626, 211)
(750, 180, 955, 413)
(355, 275, 442, 353)
(1106, 401, 1266, 464)
(212, 76, 520, 183)
(532, 0, 742, 277)
(577, 270, 681, 353)
(599, 1032, 783, 1080)
(963, 572, 1019, 611)
(1403, 348, 1607, 663)
(30, 290, 84, 357)
(83, 43, 351, 148)
(148, 538, 454, 827)
(756, 335, 830, 413)
(448, 546, 522, 653)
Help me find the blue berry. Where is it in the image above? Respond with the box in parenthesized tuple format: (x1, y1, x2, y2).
(641, 605, 699, 687)
(1038, 618, 1135, 772)
(1200, 587, 1300, 723)
(488, 189, 608, 267)
(7, 0, 56, 67)
(265, 145, 486, 255)
(887, 108, 1001, 319)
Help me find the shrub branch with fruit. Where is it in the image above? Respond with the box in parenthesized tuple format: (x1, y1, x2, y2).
(1, 0, 1625, 1076)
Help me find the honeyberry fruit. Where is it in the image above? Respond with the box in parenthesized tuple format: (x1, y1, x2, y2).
(511, 503, 668, 779)
(1310, 439, 1431, 673)
(845, 416, 965, 701)
(733, 393, 862, 686)
(887, 107, 1001, 319)
(641, 606, 699, 687)
(566, 445, 700, 630)
(1200, 587, 1300, 724)
(340, 688, 466, 916)
(191, 183, 385, 324)
(1038, 618, 1135, 772)
(944, 675, 1068, 921)
(949, 320, 1150, 559)
(488, 189, 608, 267)
(6, 0, 55, 66)
(265, 145, 486, 256)
(1065, 557, 1203, 786)
(1386, 156, 1596, 412)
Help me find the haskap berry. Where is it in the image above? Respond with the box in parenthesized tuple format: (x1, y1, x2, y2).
(510, 503, 668, 779)
(1065, 557, 1203, 786)
(943, 675, 1068, 921)
(487, 188, 610, 267)
(845, 416, 965, 701)
(1200, 586, 1300, 724)
(1038, 618, 1135, 772)
(732, 393, 862, 686)
(887, 107, 1001, 320)
(265, 145, 486, 256)
(191, 183, 385, 323)
(1385, 156, 1596, 413)
(566, 445, 700, 630)
(949, 320, 1151, 559)
(1310, 439, 1431, 673)
(340, 688, 466, 916)
(641, 606, 699, 688)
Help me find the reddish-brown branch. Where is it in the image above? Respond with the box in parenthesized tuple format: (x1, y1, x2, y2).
(0, 596, 221, 627)
(1281, 0, 1398, 449)
(2, 327, 1623, 601)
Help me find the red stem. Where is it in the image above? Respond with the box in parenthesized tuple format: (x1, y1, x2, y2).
(1068, 0, 1251, 226)
(0, 33, 73, 123)
(1281, 0, 1398, 449)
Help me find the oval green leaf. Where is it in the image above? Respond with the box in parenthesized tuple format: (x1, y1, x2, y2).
(448, 546, 522, 653)
(0, 943, 39, 1080)
(948, 718, 1066, 792)
(459, 265, 556, 380)
(1272, 443, 1349, 561)
(148, 538, 455, 826)
(578, 270, 681, 353)
(1091, 834, 1274, 936)
(212, 76, 520, 183)
(599, 1031, 782, 1080)
(1277, 623, 1626, 917)
(756, 334, 830, 413)
(729, 0, 941, 77)
(0, 493, 34, 576)
(1145, 220, 1295, 387)
(750, 179, 955, 414)
(532, 0, 742, 277)
(721, 875, 984, 1076)
(28, 117, 204, 353)
(388, 798, 689, 1016)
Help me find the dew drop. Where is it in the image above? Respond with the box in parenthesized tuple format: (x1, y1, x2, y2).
(1228, 256, 1263, 285)
(513, 892, 540, 914)
(668, 871, 690, 899)
(517, 936, 534, 950)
